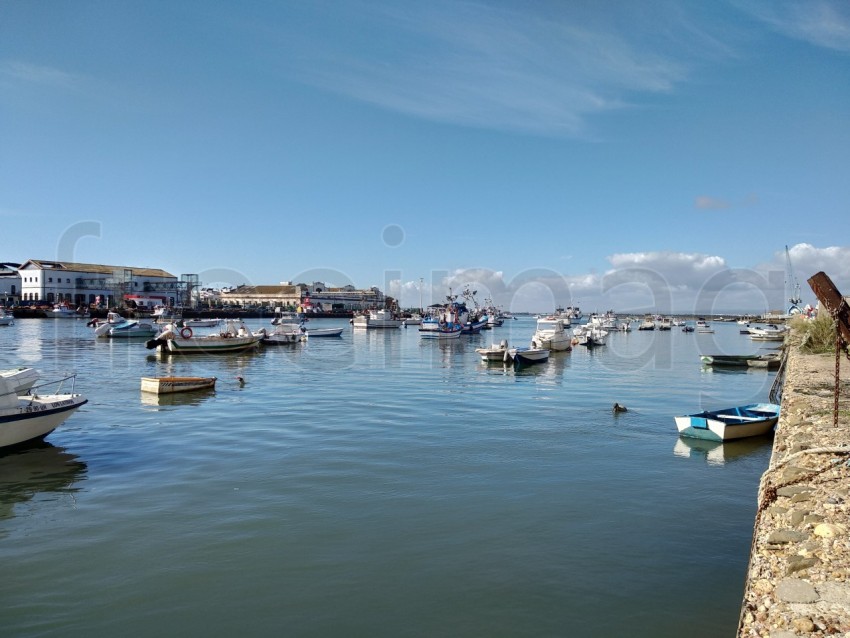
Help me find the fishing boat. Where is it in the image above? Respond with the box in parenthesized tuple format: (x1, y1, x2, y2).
(0, 308, 13, 326)
(140, 376, 217, 394)
(531, 316, 572, 351)
(0, 367, 39, 393)
(419, 294, 464, 339)
(674, 402, 780, 441)
(696, 320, 714, 333)
(0, 374, 88, 448)
(146, 320, 261, 354)
(419, 321, 463, 339)
(475, 340, 511, 362)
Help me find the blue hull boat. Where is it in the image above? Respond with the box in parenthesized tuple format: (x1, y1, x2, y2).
(674, 403, 780, 442)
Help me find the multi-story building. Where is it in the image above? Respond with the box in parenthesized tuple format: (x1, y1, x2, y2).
(0, 262, 22, 306)
(17, 259, 179, 308)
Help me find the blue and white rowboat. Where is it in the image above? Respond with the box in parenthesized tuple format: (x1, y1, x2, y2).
(674, 403, 780, 442)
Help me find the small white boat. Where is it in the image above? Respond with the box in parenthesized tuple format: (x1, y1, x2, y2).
(183, 318, 221, 328)
(475, 340, 511, 362)
(140, 376, 217, 394)
(92, 312, 158, 338)
(675, 403, 780, 442)
(352, 309, 403, 329)
(748, 324, 788, 341)
(637, 316, 655, 331)
(508, 346, 550, 367)
(0, 308, 13, 326)
(109, 320, 158, 339)
(50, 303, 86, 318)
(256, 324, 306, 345)
(0, 367, 39, 393)
(696, 320, 714, 333)
(531, 317, 572, 351)
(91, 312, 128, 336)
(0, 374, 87, 448)
(574, 325, 607, 347)
(146, 320, 262, 354)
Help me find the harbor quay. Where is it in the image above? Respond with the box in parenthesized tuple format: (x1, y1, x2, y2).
(738, 329, 850, 636)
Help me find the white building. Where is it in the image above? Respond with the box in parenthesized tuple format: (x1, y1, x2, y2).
(18, 260, 178, 308)
(0, 262, 22, 306)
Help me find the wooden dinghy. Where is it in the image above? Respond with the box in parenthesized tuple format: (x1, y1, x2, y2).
(140, 376, 217, 395)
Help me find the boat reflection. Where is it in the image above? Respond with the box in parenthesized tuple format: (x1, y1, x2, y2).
(140, 389, 216, 409)
(672, 435, 773, 466)
(0, 442, 87, 521)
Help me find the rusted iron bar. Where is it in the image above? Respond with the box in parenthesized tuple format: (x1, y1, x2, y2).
(807, 271, 850, 427)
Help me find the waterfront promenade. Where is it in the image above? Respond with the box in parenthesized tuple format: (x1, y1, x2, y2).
(738, 330, 850, 636)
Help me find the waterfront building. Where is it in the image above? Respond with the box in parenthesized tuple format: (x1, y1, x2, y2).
(17, 259, 178, 308)
(217, 281, 386, 312)
(0, 262, 22, 306)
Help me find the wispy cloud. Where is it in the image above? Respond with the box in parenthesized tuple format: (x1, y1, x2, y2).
(267, 1, 724, 137)
(695, 196, 731, 210)
(0, 60, 78, 89)
(734, 0, 850, 52)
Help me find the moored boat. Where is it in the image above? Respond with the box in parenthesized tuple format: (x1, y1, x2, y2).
(0, 374, 87, 448)
(146, 320, 261, 353)
(0, 308, 13, 326)
(0, 367, 39, 393)
(748, 324, 788, 341)
(475, 340, 511, 362)
(352, 308, 403, 329)
(674, 402, 780, 441)
(508, 346, 550, 367)
(699, 354, 761, 367)
(183, 318, 221, 328)
(256, 323, 305, 345)
(531, 316, 572, 351)
(140, 376, 217, 394)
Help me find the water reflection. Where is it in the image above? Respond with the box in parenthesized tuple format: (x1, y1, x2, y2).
(139, 389, 217, 409)
(0, 442, 87, 521)
(672, 435, 773, 466)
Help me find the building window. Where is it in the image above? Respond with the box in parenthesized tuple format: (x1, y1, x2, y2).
(49, 277, 53, 282)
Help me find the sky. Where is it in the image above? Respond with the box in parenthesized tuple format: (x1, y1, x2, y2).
(1, 0, 849, 313)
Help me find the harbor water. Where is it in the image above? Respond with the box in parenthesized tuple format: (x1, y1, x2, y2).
(0, 317, 779, 637)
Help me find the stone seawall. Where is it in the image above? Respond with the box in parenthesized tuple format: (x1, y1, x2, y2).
(738, 330, 850, 636)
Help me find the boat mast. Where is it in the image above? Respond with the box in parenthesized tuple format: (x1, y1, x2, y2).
(785, 245, 802, 313)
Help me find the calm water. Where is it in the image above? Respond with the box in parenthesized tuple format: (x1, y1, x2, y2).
(0, 317, 778, 637)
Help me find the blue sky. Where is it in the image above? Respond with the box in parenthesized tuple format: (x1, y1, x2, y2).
(1, 0, 848, 313)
